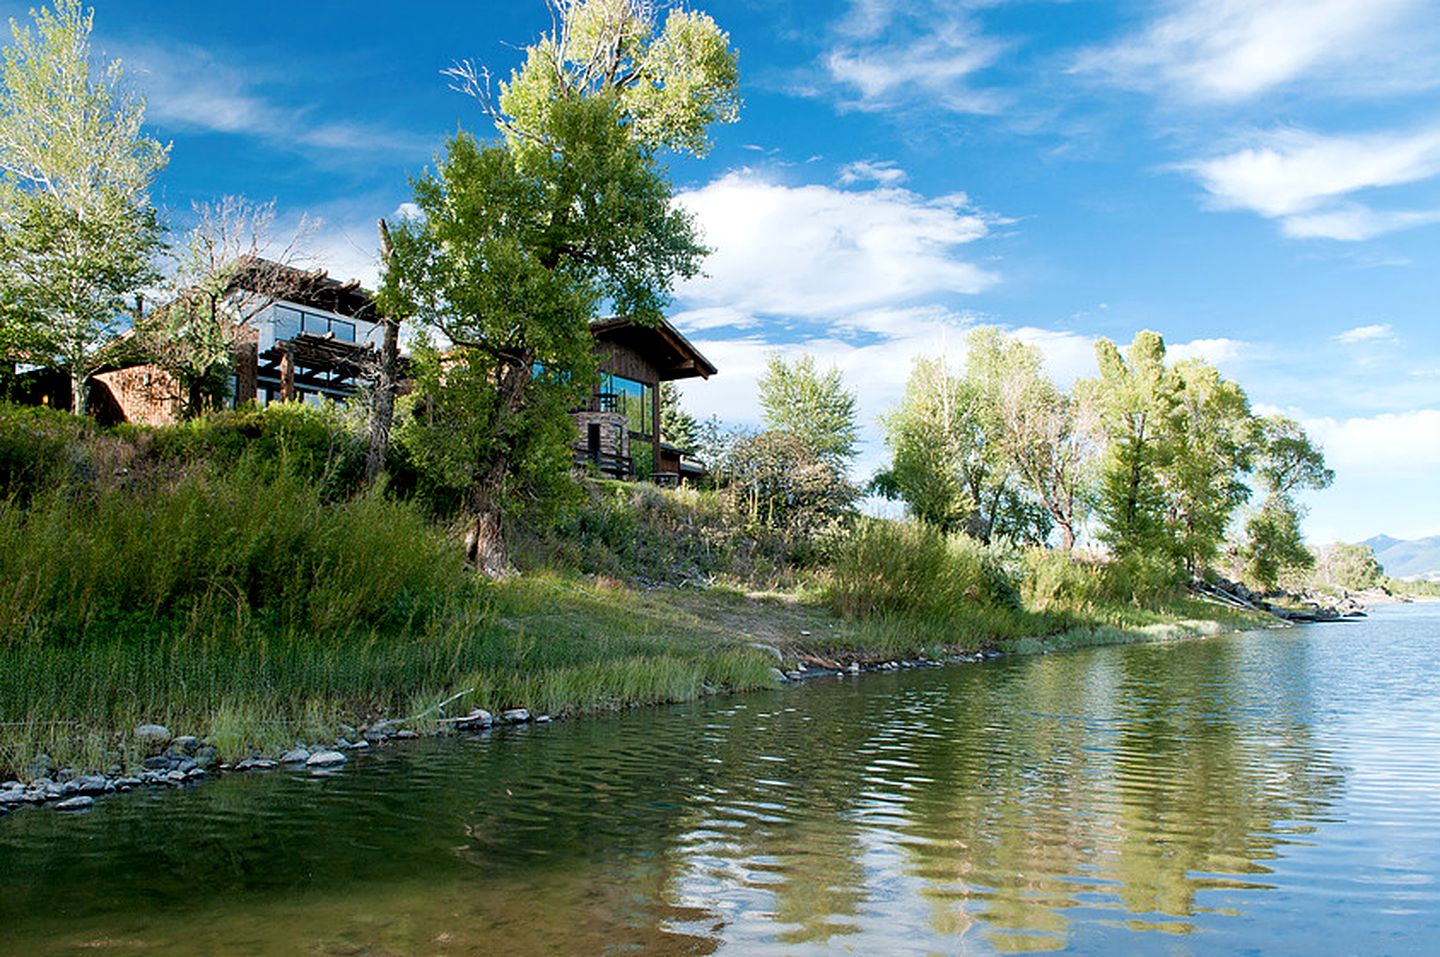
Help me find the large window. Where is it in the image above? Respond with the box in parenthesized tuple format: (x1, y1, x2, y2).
(272, 304, 357, 342)
(600, 373, 654, 437)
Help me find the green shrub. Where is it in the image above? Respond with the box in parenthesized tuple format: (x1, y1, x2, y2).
(0, 403, 95, 502)
(826, 519, 1021, 622)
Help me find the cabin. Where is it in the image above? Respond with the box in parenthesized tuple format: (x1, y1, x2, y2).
(576, 316, 716, 484)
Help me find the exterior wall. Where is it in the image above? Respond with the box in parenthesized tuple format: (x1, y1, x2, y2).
(233, 325, 259, 404)
(571, 410, 630, 460)
(92, 365, 183, 426)
(594, 340, 659, 386)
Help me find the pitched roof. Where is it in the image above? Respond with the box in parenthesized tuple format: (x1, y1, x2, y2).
(589, 316, 717, 381)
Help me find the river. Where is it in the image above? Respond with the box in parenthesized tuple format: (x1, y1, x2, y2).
(2, 604, 1438, 955)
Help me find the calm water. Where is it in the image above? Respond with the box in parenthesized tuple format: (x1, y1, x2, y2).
(3, 605, 1439, 956)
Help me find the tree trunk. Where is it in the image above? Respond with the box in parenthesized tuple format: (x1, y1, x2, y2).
(365, 316, 400, 485)
(70, 369, 86, 416)
(463, 462, 508, 577)
(1058, 522, 1076, 551)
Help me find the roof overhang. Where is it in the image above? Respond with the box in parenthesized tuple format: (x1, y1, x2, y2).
(589, 316, 717, 381)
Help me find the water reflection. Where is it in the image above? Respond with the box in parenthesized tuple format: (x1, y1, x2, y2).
(4, 609, 1439, 956)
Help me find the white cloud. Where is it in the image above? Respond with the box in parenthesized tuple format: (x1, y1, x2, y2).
(1304, 409, 1440, 479)
(1077, 0, 1432, 103)
(675, 170, 998, 319)
(819, 2, 1007, 115)
(1167, 336, 1247, 365)
(1334, 323, 1397, 344)
(125, 41, 428, 160)
(838, 160, 907, 187)
(1183, 125, 1440, 240)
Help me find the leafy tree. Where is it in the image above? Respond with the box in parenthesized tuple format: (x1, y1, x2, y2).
(136, 197, 312, 418)
(1242, 416, 1332, 591)
(1314, 542, 1383, 592)
(757, 353, 858, 466)
(381, 0, 738, 574)
(721, 429, 855, 540)
(1086, 331, 1176, 562)
(659, 381, 697, 451)
(0, 0, 167, 413)
(1162, 359, 1256, 573)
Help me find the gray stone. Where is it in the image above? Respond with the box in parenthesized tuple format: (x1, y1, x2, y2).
(305, 750, 347, 768)
(394, 729, 419, 740)
(169, 736, 200, 755)
(25, 755, 54, 779)
(193, 746, 218, 769)
(333, 738, 353, 749)
(501, 709, 531, 724)
(70, 774, 108, 796)
(455, 708, 493, 729)
(0, 786, 25, 805)
(535, 715, 553, 724)
(235, 757, 277, 771)
(134, 723, 170, 744)
(768, 667, 788, 684)
(114, 777, 142, 791)
(745, 642, 784, 662)
(185, 767, 206, 780)
(280, 748, 310, 764)
(54, 795, 93, 811)
(142, 755, 173, 770)
(337, 724, 358, 738)
(350, 739, 371, 750)
(165, 770, 187, 785)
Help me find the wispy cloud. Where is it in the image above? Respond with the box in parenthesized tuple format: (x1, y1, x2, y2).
(1334, 323, 1397, 343)
(1076, 0, 1434, 103)
(1182, 124, 1440, 240)
(124, 40, 430, 161)
(837, 159, 907, 187)
(815, 1, 1008, 115)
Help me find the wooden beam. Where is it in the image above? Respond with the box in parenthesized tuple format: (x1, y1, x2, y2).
(280, 346, 296, 402)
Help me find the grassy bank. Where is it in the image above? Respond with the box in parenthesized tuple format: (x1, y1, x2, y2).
(0, 403, 1263, 778)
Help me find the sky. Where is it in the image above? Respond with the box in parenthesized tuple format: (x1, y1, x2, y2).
(25, 0, 1440, 543)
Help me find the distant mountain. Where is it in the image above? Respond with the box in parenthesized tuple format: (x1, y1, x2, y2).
(1362, 535, 1440, 581)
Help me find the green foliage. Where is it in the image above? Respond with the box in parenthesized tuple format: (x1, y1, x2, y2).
(757, 353, 859, 465)
(0, 0, 167, 406)
(1313, 542, 1384, 592)
(659, 381, 698, 451)
(827, 519, 1022, 623)
(718, 429, 857, 545)
(0, 401, 93, 501)
(1242, 500, 1314, 593)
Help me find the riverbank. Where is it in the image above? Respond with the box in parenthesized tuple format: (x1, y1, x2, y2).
(0, 572, 1269, 814)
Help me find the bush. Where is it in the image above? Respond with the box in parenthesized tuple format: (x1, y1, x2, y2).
(826, 519, 1021, 621)
(0, 403, 95, 502)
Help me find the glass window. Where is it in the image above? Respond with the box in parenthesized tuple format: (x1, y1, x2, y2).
(272, 306, 301, 341)
(331, 319, 355, 342)
(602, 373, 653, 436)
(301, 312, 328, 335)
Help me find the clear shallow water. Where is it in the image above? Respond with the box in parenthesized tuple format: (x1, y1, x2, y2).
(3, 605, 1439, 956)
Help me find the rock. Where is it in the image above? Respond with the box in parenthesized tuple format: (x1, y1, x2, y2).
(133, 723, 170, 745)
(185, 767, 206, 780)
(768, 667, 788, 684)
(54, 796, 93, 811)
(70, 774, 108, 796)
(800, 630, 812, 637)
(235, 758, 277, 771)
(25, 755, 54, 779)
(165, 770, 187, 785)
(193, 746, 218, 769)
(337, 724, 358, 738)
(305, 750, 347, 768)
(501, 709, 531, 724)
(745, 642, 784, 662)
(279, 748, 310, 765)
(334, 738, 353, 749)
(848, 662, 861, 673)
(0, 786, 25, 806)
(394, 729, 419, 740)
(114, 777, 142, 791)
(350, 739, 371, 750)
(535, 715, 553, 724)
(363, 721, 396, 742)
(169, 735, 200, 755)
(455, 708, 493, 730)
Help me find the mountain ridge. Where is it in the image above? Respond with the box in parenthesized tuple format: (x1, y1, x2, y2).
(1362, 534, 1440, 580)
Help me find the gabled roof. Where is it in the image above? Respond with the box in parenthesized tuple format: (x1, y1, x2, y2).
(589, 316, 717, 381)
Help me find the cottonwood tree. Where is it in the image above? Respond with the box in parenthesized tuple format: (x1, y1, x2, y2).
(0, 0, 167, 413)
(137, 197, 311, 418)
(757, 354, 858, 466)
(1242, 416, 1332, 591)
(381, 0, 739, 574)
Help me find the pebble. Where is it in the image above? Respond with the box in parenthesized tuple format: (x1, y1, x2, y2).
(305, 750, 347, 768)
(54, 796, 93, 812)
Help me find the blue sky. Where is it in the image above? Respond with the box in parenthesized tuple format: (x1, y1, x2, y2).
(36, 0, 1440, 542)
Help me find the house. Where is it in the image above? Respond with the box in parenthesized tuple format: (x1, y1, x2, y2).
(577, 316, 717, 484)
(17, 258, 716, 482)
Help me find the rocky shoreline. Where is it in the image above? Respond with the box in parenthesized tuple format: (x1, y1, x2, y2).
(0, 650, 1006, 819)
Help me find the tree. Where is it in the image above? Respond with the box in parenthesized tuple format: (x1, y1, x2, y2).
(136, 197, 311, 418)
(1086, 331, 1176, 562)
(1242, 416, 1332, 591)
(381, 0, 738, 574)
(1314, 542, 1383, 592)
(757, 353, 858, 466)
(0, 0, 167, 413)
(659, 381, 697, 451)
(979, 332, 1100, 550)
(721, 429, 856, 539)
